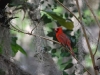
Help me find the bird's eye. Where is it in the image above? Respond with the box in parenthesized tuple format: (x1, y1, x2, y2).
(56, 28, 59, 32)
(55, 28, 60, 32)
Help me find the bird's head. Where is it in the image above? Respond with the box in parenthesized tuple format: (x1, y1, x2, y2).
(55, 27, 63, 33)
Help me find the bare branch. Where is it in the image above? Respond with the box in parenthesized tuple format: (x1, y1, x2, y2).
(10, 24, 92, 75)
(84, 0, 100, 28)
(93, 31, 100, 56)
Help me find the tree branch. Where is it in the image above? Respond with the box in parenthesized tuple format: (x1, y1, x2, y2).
(10, 23, 91, 75)
(55, 0, 94, 75)
(93, 30, 100, 56)
(84, 0, 100, 28)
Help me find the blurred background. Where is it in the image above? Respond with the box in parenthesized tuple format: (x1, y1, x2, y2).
(8, 0, 100, 75)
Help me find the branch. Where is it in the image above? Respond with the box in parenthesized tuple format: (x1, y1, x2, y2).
(75, 0, 82, 21)
(56, 0, 97, 75)
(64, 46, 91, 75)
(10, 25, 60, 45)
(75, 0, 98, 75)
(84, 0, 100, 28)
(93, 31, 100, 56)
(30, 17, 43, 34)
(75, 0, 85, 74)
(10, 24, 91, 75)
(55, 0, 95, 75)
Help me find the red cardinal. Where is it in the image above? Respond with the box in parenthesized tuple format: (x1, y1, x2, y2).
(55, 27, 74, 55)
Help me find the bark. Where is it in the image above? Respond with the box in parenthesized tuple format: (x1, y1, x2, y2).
(75, 30, 84, 75)
(0, 4, 31, 75)
(27, 0, 62, 75)
(0, 54, 31, 75)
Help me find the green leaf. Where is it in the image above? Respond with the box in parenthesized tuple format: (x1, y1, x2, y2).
(63, 71, 69, 75)
(64, 63, 73, 70)
(11, 43, 19, 56)
(11, 37, 27, 56)
(71, 71, 75, 75)
(48, 4, 51, 7)
(16, 44, 27, 56)
(60, 49, 70, 57)
(51, 49, 57, 53)
(43, 10, 74, 30)
(0, 46, 2, 54)
(0, 69, 5, 75)
(59, 0, 64, 3)
(59, 59, 73, 70)
(11, 37, 17, 44)
(42, 15, 52, 24)
(41, 1, 44, 4)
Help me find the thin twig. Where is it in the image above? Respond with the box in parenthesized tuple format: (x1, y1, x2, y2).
(62, 46, 91, 75)
(75, 0, 82, 21)
(83, 0, 100, 75)
(30, 18, 43, 34)
(75, 0, 98, 75)
(75, 0, 87, 74)
(84, 0, 100, 28)
(11, 24, 91, 74)
(93, 31, 100, 56)
(55, 0, 93, 75)
(31, 24, 39, 34)
(10, 24, 92, 75)
(11, 25, 60, 44)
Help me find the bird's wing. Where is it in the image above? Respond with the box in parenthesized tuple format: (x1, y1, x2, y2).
(57, 33, 68, 46)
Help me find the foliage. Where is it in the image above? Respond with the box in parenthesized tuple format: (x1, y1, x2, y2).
(82, 10, 95, 26)
(11, 37, 27, 56)
(41, 9, 77, 74)
(43, 10, 74, 30)
(0, 69, 5, 75)
(2, 0, 100, 75)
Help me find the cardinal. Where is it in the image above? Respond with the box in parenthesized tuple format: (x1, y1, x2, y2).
(55, 27, 74, 56)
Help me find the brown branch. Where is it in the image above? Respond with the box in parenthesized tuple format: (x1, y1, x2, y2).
(55, 0, 100, 74)
(84, 0, 100, 28)
(55, 0, 95, 75)
(93, 31, 100, 56)
(75, 0, 98, 75)
(63, 46, 91, 75)
(10, 24, 92, 75)
(10, 25, 60, 45)
(30, 18, 43, 34)
(75, 0, 82, 21)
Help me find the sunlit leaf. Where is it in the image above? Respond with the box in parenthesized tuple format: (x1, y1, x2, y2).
(16, 44, 27, 56)
(43, 10, 74, 30)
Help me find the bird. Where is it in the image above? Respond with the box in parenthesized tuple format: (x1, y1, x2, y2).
(55, 27, 74, 56)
